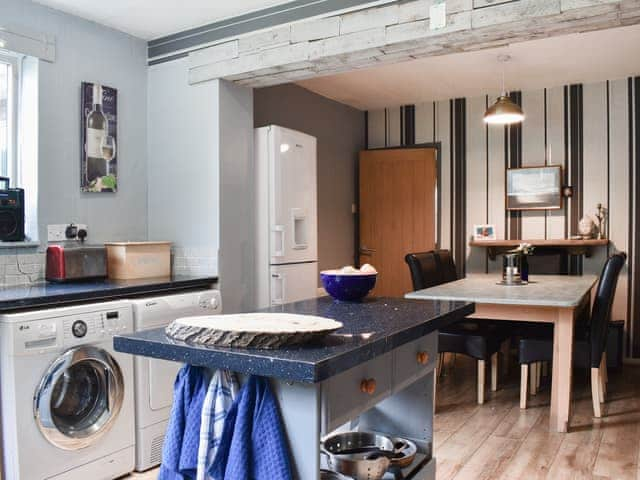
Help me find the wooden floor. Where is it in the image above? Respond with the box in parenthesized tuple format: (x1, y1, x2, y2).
(434, 355, 640, 480)
(126, 355, 640, 480)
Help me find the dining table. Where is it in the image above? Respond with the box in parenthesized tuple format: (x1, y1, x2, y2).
(405, 273, 599, 433)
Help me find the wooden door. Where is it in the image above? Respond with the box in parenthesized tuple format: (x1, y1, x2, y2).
(359, 148, 437, 297)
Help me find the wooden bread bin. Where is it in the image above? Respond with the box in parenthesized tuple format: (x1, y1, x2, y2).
(105, 241, 171, 280)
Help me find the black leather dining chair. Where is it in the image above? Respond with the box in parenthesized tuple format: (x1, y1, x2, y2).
(405, 250, 510, 404)
(518, 252, 626, 417)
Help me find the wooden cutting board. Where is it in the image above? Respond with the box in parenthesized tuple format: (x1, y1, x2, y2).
(166, 313, 343, 349)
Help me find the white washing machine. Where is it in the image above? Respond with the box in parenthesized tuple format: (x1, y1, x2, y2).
(0, 301, 135, 480)
(130, 289, 221, 471)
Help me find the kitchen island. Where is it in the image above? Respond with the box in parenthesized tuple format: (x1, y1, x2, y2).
(114, 296, 474, 479)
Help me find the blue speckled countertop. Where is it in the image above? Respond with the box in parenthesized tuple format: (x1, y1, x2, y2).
(114, 296, 474, 383)
(0, 275, 218, 311)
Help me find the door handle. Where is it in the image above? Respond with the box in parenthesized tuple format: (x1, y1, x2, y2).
(271, 273, 285, 305)
(272, 225, 285, 257)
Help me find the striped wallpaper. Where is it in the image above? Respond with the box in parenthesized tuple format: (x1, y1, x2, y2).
(366, 78, 640, 358)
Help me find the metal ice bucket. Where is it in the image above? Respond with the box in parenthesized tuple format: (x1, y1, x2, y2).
(502, 253, 522, 285)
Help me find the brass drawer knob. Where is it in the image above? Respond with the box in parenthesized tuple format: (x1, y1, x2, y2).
(417, 351, 430, 365)
(360, 378, 377, 395)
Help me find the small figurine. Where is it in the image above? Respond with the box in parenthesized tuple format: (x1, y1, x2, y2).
(594, 203, 607, 240)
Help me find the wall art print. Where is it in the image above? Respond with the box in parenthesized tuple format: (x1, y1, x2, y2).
(81, 82, 117, 192)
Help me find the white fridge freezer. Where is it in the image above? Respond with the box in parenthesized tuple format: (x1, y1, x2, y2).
(269, 262, 318, 306)
(255, 125, 318, 308)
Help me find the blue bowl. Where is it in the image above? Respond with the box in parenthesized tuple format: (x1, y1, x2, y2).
(320, 271, 377, 302)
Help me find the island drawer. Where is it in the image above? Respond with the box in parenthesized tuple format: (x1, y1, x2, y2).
(393, 332, 437, 392)
(322, 351, 393, 430)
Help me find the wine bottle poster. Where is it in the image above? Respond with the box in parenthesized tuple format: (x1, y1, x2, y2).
(81, 82, 118, 192)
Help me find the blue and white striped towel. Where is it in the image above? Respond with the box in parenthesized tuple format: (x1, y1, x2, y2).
(196, 370, 239, 480)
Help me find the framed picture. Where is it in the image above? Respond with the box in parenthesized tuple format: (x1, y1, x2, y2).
(473, 224, 496, 241)
(506, 166, 562, 210)
(81, 82, 117, 192)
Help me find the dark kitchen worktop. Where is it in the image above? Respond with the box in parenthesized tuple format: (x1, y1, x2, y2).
(0, 275, 218, 312)
(114, 296, 474, 383)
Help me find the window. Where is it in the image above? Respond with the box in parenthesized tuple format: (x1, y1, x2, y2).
(0, 54, 18, 184)
(0, 52, 38, 242)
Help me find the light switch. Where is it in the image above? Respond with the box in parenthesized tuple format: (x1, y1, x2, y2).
(430, 0, 447, 30)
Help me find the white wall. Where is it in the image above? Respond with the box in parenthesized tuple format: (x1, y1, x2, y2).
(147, 58, 220, 276)
(1, 0, 148, 243)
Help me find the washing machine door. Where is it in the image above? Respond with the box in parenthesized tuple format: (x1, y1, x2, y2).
(34, 345, 125, 450)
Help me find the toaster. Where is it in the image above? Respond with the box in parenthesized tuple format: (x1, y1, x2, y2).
(46, 242, 108, 282)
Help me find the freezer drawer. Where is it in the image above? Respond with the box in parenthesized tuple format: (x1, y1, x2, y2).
(270, 262, 318, 306)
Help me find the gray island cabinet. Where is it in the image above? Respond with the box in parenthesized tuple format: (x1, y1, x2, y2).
(114, 297, 474, 480)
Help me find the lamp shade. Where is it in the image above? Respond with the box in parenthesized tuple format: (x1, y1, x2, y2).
(483, 95, 524, 125)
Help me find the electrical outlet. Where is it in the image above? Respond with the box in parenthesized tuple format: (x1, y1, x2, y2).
(47, 224, 88, 242)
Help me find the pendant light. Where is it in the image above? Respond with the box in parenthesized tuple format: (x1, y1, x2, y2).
(484, 54, 524, 125)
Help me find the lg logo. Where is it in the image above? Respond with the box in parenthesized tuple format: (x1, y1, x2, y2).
(18, 325, 30, 331)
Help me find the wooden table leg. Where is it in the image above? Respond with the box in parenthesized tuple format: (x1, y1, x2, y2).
(549, 307, 575, 432)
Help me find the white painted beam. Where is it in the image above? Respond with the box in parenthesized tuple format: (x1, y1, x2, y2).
(290, 17, 340, 42)
(471, 0, 561, 29)
(340, 4, 399, 34)
(189, 40, 238, 68)
(184, 0, 640, 86)
(238, 25, 290, 53)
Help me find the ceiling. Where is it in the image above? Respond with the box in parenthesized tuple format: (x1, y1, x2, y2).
(298, 25, 640, 111)
(33, 0, 295, 40)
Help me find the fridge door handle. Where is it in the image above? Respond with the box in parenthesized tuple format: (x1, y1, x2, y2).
(272, 225, 285, 258)
(271, 273, 285, 305)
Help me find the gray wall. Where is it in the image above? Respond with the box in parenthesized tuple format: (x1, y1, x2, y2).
(254, 83, 365, 276)
(1, 0, 148, 244)
(147, 58, 219, 277)
(146, 64, 254, 313)
(218, 80, 255, 313)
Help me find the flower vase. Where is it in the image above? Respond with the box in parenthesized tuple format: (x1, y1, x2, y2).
(521, 255, 529, 283)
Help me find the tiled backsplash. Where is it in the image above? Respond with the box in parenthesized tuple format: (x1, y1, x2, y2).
(0, 245, 218, 286)
(171, 246, 218, 277)
(0, 247, 46, 286)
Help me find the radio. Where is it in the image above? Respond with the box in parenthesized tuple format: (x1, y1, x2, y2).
(0, 177, 25, 242)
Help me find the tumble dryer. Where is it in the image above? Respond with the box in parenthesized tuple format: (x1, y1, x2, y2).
(130, 289, 221, 471)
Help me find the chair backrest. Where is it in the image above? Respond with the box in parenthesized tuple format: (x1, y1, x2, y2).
(435, 249, 458, 283)
(405, 251, 441, 291)
(404, 249, 457, 291)
(590, 252, 626, 367)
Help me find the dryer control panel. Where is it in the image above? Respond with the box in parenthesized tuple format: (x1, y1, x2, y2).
(131, 289, 222, 331)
